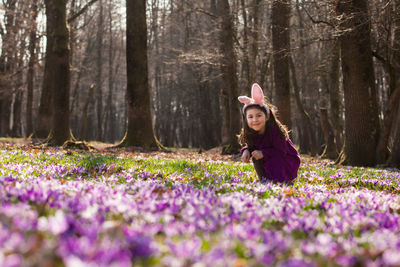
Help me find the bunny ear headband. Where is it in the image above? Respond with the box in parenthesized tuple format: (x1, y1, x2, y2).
(238, 83, 270, 115)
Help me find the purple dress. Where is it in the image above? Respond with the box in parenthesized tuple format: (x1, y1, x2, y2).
(241, 125, 301, 183)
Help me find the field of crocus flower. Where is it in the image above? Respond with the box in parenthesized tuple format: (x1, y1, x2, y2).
(1, 142, 400, 267)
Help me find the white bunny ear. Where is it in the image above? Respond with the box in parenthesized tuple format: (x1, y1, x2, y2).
(238, 96, 252, 104)
(251, 83, 264, 105)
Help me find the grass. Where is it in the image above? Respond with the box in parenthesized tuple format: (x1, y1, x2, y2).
(1, 145, 399, 194)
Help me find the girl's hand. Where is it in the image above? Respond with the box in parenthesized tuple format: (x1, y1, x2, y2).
(251, 150, 264, 160)
(241, 149, 250, 163)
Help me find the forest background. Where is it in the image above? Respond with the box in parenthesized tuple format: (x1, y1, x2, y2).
(0, 0, 399, 168)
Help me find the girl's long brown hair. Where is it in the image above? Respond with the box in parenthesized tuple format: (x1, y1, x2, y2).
(238, 103, 289, 149)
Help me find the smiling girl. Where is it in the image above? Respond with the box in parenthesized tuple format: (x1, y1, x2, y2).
(238, 83, 300, 184)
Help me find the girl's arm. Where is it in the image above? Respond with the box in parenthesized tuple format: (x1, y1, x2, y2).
(241, 149, 251, 163)
(240, 145, 251, 163)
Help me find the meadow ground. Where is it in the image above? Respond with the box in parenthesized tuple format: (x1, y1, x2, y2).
(0, 139, 400, 267)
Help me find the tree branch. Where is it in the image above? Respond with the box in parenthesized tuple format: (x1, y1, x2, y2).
(194, 8, 218, 19)
(68, 0, 99, 23)
(304, 8, 335, 28)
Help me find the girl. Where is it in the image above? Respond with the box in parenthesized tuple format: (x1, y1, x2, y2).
(238, 83, 300, 184)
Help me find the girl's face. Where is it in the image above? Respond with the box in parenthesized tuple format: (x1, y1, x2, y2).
(246, 107, 269, 134)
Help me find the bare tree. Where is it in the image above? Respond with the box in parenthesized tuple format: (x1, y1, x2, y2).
(217, 0, 241, 154)
(0, 0, 17, 137)
(11, 26, 26, 137)
(239, 0, 250, 91)
(375, 0, 400, 164)
(327, 41, 343, 151)
(103, 0, 120, 143)
(271, 0, 291, 130)
(289, 55, 317, 155)
(390, 96, 400, 167)
(44, 0, 72, 145)
(118, 0, 160, 149)
(335, 0, 380, 166)
(95, 0, 104, 140)
(26, 0, 39, 137)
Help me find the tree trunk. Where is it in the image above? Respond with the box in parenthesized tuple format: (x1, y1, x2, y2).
(96, 0, 104, 141)
(220, 82, 230, 145)
(388, 0, 400, 97)
(271, 0, 291, 130)
(26, 0, 38, 137)
(328, 40, 343, 151)
(70, 36, 94, 121)
(0, 0, 17, 137)
(210, 0, 217, 13)
(376, 0, 400, 164)
(217, 0, 241, 154)
(289, 56, 317, 155)
(105, 0, 116, 143)
(11, 90, 23, 137)
(376, 84, 400, 164)
(80, 84, 94, 140)
(44, 0, 72, 146)
(320, 107, 338, 159)
(199, 69, 221, 149)
(389, 0, 400, 166)
(259, 52, 271, 95)
(68, 0, 79, 130)
(390, 98, 400, 167)
(37, 0, 55, 139)
(336, 0, 380, 166)
(11, 36, 25, 137)
(118, 0, 160, 149)
(240, 0, 250, 93)
(250, 0, 262, 84)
